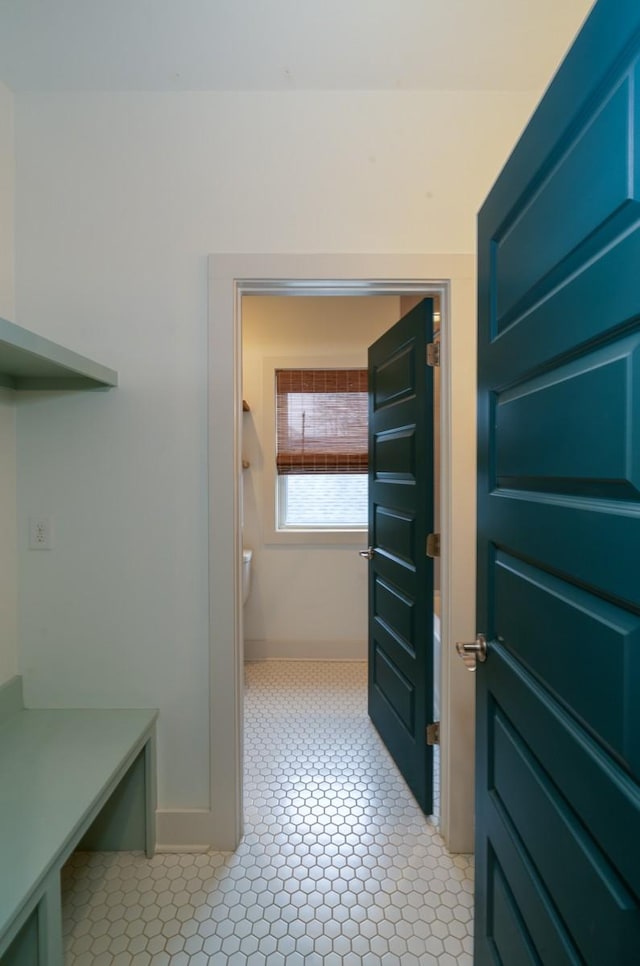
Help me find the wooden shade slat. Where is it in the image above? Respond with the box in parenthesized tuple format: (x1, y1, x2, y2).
(276, 368, 368, 476)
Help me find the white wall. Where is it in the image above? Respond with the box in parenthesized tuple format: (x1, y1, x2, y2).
(12, 89, 537, 832)
(242, 295, 402, 658)
(0, 82, 17, 688)
(0, 82, 14, 321)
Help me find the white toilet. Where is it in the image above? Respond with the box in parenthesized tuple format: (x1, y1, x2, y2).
(242, 548, 253, 605)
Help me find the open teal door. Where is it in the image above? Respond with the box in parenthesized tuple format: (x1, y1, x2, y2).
(475, 1, 640, 960)
(367, 300, 435, 813)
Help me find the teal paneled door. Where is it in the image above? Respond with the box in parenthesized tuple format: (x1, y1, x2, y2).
(476, 0, 640, 961)
(367, 300, 435, 813)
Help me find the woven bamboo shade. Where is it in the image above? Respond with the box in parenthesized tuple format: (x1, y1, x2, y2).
(275, 368, 368, 475)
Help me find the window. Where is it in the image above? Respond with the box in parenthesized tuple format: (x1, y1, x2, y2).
(275, 368, 368, 530)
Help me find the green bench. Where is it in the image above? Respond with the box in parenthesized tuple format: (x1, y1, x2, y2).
(0, 675, 157, 966)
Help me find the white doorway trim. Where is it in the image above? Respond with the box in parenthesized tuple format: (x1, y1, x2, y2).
(207, 253, 476, 853)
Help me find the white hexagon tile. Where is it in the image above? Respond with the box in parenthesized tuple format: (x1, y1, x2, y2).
(62, 661, 474, 964)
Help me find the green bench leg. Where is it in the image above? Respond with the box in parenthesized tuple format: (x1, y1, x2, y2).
(2, 871, 63, 966)
(39, 871, 63, 966)
(144, 732, 157, 858)
(77, 737, 156, 855)
(1, 913, 39, 966)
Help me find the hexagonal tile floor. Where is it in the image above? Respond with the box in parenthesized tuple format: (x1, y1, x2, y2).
(62, 660, 474, 964)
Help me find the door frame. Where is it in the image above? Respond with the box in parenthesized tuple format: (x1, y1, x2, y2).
(207, 253, 477, 852)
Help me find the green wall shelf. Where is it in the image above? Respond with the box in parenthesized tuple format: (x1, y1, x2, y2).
(0, 317, 118, 390)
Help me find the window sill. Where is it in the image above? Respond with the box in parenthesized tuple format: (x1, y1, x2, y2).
(265, 527, 367, 547)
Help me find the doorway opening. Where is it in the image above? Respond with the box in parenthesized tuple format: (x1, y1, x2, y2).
(239, 292, 443, 817)
(207, 253, 476, 855)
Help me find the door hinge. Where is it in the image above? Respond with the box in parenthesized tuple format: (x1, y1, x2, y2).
(426, 532, 440, 558)
(427, 342, 441, 367)
(426, 722, 440, 745)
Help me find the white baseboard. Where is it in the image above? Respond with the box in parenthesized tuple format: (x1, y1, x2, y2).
(156, 809, 225, 853)
(244, 639, 367, 661)
(156, 842, 211, 854)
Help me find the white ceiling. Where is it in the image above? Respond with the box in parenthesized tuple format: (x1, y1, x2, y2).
(0, 0, 593, 93)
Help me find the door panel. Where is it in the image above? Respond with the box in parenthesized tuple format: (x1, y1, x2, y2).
(488, 859, 540, 966)
(373, 576, 415, 656)
(494, 551, 640, 770)
(481, 646, 640, 964)
(488, 644, 640, 901)
(492, 711, 636, 959)
(374, 427, 417, 479)
(495, 336, 640, 496)
(476, 1, 640, 960)
(368, 300, 434, 813)
(485, 809, 579, 966)
(495, 76, 634, 328)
